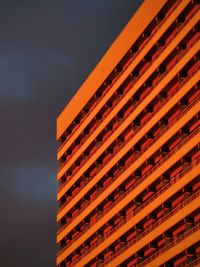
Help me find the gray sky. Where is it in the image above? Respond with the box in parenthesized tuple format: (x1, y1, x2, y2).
(0, 1, 143, 266)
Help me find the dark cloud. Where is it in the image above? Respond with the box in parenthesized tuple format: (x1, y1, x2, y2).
(0, 0, 143, 266)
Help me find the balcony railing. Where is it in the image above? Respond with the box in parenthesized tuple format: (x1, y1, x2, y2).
(58, 124, 199, 249)
(58, 14, 198, 174)
(184, 257, 200, 267)
(57, 92, 200, 220)
(57, 0, 195, 165)
(137, 222, 200, 267)
(57, 141, 199, 258)
(57, 0, 182, 153)
(58, 17, 200, 188)
(70, 189, 200, 266)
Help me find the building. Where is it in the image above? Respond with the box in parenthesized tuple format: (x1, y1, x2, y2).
(56, 0, 200, 266)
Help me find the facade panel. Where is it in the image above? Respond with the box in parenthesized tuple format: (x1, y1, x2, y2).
(56, 0, 200, 266)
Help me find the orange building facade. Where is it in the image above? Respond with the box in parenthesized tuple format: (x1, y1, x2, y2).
(56, 0, 200, 266)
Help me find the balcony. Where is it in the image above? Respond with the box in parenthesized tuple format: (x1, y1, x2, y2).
(57, 0, 183, 154)
(57, 2, 199, 175)
(57, 34, 199, 204)
(70, 187, 200, 266)
(57, 155, 199, 261)
(58, 90, 199, 218)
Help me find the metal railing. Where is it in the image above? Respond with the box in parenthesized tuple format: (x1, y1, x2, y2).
(184, 257, 200, 267)
(58, 0, 196, 165)
(57, 91, 200, 219)
(137, 222, 200, 267)
(58, 20, 200, 191)
(57, 121, 199, 246)
(72, 190, 200, 266)
(57, 142, 200, 257)
(57, 0, 182, 153)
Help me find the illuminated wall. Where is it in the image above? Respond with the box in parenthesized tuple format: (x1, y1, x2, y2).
(56, 0, 200, 266)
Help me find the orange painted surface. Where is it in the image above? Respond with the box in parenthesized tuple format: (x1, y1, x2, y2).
(56, 0, 200, 266)
(56, 0, 168, 140)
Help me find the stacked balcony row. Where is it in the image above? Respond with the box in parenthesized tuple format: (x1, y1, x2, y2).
(57, 1, 200, 266)
(58, 136, 199, 259)
(57, 0, 183, 149)
(57, 0, 199, 156)
(58, 17, 200, 180)
(59, 174, 200, 266)
(58, 138, 199, 247)
(118, 210, 200, 267)
(58, 143, 199, 250)
(160, 242, 200, 267)
(58, 83, 199, 213)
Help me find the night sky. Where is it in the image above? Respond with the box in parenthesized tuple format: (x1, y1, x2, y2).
(0, 1, 143, 266)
